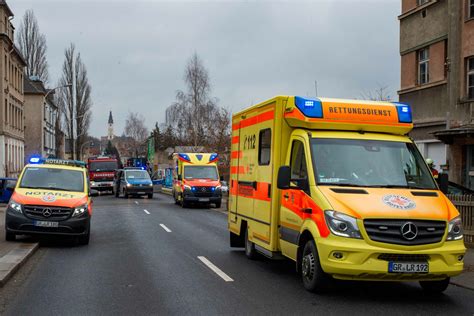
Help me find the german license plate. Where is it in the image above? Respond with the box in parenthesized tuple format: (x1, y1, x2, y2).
(198, 198, 210, 202)
(34, 221, 59, 228)
(388, 262, 428, 273)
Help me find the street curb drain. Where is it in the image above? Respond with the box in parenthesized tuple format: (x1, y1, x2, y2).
(0, 243, 39, 287)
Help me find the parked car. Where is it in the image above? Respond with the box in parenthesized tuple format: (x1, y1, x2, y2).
(0, 178, 16, 203)
(447, 181, 474, 195)
(114, 168, 153, 199)
(220, 181, 229, 194)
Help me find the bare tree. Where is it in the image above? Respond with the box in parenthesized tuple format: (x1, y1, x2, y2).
(17, 9, 49, 82)
(166, 53, 220, 147)
(56, 44, 92, 160)
(361, 84, 392, 101)
(125, 112, 149, 156)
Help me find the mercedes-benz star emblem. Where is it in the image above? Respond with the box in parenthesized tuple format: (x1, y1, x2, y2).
(401, 222, 418, 240)
(201, 187, 206, 192)
(42, 208, 52, 218)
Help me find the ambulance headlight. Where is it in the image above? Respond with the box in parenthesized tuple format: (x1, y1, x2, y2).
(183, 184, 192, 191)
(8, 199, 23, 213)
(72, 204, 88, 217)
(447, 216, 463, 241)
(324, 210, 361, 239)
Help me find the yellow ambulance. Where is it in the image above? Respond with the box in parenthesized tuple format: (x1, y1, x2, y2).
(228, 96, 466, 293)
(172, 153, 223, 208)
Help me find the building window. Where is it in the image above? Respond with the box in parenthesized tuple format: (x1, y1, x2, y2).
(418, 48, 429, 85)
(468, 57, 474, 99)
(470, 0, 474, 19)
(418, 0, 429, 5)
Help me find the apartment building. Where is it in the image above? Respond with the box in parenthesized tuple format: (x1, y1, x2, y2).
(0, 1, 26, 178)
(399, 0, 474, 187)
(24, 77, 58, 161)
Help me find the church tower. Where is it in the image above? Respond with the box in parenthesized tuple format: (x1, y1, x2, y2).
(107, 111, 114, 140)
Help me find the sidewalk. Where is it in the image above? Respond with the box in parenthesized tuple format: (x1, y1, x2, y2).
(0, 204, 38, 287)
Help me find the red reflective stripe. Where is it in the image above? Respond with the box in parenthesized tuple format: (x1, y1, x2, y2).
(232, 136, 240, 144)
(232, 110, 274, 131)
(231, 151, 243, 159)
(281, 190, 330, 238)
(231, 166, 247, 174)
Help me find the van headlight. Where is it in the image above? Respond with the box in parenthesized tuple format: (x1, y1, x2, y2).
(446, 216, 463, 241)
(8, 199, 22, 213)
(72, 204, 88, 217)
(183, 184, 192, 191)
(324, 210, 362, 239)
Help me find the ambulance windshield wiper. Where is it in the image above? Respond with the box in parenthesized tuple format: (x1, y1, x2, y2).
(369, 184, 431, 190)
(46, 187, 69, 191)
(320, 183, 367, 187)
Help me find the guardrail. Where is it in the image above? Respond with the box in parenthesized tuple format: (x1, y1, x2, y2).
(447, 194, 474, 247)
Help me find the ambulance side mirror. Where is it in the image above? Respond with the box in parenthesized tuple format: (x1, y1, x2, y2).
(220, 175, 224, 181)
(437, 173, 449, 194)
(177, 175, 182, 181)
(277, 166, 291, 190)
(89, 189, 99, 197)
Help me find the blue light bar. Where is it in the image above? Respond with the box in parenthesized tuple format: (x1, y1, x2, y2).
(294, 96, 323, 118)
(178, 153, 191, 162)
(393, 102, 413, 123)
(209, 153, 218, 163)
(29, 157, 41, 164)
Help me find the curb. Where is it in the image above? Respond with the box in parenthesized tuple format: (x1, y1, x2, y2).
(450, 280, 474, 291)
(0, 243, 39, 287)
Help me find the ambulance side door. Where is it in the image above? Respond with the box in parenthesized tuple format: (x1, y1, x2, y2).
(279, 137, 311, 260)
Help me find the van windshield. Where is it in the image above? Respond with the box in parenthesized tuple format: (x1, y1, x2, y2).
(20, 167, 85, 192)
(184, 166, 218, 180)
(310, 138, 437, 190)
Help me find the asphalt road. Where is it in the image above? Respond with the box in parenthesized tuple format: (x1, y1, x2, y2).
(1, 194, 474, 315)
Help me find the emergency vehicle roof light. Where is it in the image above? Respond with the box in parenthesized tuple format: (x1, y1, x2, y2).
(294, 96, 323, 118)
(178, 153, 191, 162)
(393, 102, 413, 123)
(29, 157, 41, 164)
(209, 153, 218, 163)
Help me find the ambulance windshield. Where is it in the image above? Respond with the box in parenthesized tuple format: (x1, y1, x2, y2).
(20, 167, 85, 192)
(184, 166, 218, 180)
(311, 138, 437, 189)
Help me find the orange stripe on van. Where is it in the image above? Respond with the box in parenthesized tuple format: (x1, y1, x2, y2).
(232, 136, 240, 144)
(281, 190, 330, 238)
(231, 151, 243, 159)
(232, 110, 275, 131)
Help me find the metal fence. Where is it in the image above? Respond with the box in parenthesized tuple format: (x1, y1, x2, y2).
(447, 194, 474, 247)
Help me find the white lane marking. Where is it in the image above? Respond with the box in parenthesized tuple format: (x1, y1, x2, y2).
(160, 224, 172, 232)
(143, 209, 150, 215)
(197, 256, 234, 282)
(134, 201, 139, 205)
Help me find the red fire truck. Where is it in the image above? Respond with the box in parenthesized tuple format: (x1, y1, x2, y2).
(87, 156, 119, 193)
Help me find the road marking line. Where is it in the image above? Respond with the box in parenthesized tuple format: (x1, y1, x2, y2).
(135, 201, 139, 205)
(143, 209, 150, 215)
(160, 224, 172, 232)
(197, 256, 234, 282)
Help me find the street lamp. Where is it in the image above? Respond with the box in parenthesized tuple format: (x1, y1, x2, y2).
(45, 83, 73, 99)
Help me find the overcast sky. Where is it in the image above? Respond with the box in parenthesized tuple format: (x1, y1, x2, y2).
(10, 0, 401, 137)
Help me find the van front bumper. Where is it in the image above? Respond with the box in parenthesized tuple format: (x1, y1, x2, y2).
(5, 208, 90, 236)
(316, 236, 466, 281)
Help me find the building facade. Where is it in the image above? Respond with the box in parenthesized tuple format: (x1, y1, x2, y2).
(23, 77, 58, 161)
(399, 0, 474, 187)
(0, 1, 26, 178)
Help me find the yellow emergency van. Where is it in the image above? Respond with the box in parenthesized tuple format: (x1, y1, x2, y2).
(172, 153, 223, 208)
(228, 96, 466, 293)
(5, 158, 97, 245)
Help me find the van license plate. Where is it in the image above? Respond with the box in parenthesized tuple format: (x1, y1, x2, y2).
(388, 262, 428, 273)
(198, 198, 209, 202)
(34, 221, 59, 228)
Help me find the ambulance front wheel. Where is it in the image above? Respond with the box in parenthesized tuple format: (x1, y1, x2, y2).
(5, 231, 15, 241)
(419, 278, 450, 294)
(245, 228, 258, 260)
(301, 240, 330, 293)
(215, 201, 221, 208)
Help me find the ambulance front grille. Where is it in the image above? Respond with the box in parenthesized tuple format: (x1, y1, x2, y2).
(364, 219, 446, 246)
(192, 186, 214, 197)
(24, 205, 73, 221)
